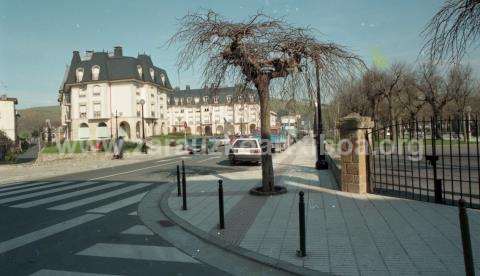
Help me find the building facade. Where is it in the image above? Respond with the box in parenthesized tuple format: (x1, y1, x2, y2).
(167, 85, 271, 136)
(59, 47, 172, 141)
(0, 95, 18, 142)
(59, 47, 276, 141)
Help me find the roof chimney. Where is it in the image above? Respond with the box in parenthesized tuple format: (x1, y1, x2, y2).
(186, 85, 190, 90)
(114, 46, 123, 57)
(71, 51, 81, 65)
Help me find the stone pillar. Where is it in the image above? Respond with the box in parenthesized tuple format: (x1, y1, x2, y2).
(337, 113, 374, 194)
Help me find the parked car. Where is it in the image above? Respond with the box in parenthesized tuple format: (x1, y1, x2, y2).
(186, 138, 203, 154)
(228, 138, 262, 165)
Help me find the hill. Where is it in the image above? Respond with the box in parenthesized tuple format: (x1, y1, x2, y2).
(17, 105, 61, 136)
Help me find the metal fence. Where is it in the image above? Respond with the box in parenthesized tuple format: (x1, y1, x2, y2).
(367, 117, 480, 209)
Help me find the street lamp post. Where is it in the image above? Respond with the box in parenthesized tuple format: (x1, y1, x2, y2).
(314, 62, 328, 170)
(139, 99, 147, 154)
(112, 110, 121, 140)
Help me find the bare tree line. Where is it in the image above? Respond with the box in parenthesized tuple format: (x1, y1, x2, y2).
(330, 62, 479, 128)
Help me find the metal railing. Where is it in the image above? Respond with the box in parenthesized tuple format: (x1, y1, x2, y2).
(368, 117, 480, 209)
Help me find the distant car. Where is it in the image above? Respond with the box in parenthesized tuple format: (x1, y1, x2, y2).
(228, 138, 262, 165)
(186, 138, 203, 154)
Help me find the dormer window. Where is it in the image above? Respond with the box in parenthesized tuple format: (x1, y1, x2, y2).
(91, 65, 100, 81)
(137, 65, 143, 79)
(194, 97, 200, 104)
(250, 95, 255, 102)
(238, 95, 243, 101)
(213, 96, 219, 104)
(149, 68, 155, 81)
(160, 73, 165, 85)
(76, 68, 84, 82)
(93, 85, 101, 96)
(203, 96, 209, 103)
(186, 97, 192, 104)
(226, 95, 232, 103)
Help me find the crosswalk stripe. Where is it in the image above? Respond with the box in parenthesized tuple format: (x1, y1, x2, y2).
(76, 243, 199, 263)
(48, 183, 151, 211)
(30, 269, 121, 276)
(0, 182, 97, 205)
(88, 161, 177, 181)
(87, 192, 147, 214)
(121, 225, 154, 236)
(0, 181, 48, 192)
(11, 182, 125, 208)
(0, 181, 68, 197)
(0, 214, 103, 254)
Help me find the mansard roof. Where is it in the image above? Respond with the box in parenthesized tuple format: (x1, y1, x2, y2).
(61, 47, 172, 91)
(168, 86, 259, 106)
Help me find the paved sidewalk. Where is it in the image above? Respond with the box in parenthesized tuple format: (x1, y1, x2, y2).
(166, 137, 480, 275)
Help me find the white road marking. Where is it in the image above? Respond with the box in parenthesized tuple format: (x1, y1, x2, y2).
(48, 183, 151, 211)
(0, 181, 48, 192)
(30, 269, 120, 276)
(0, 181, 69, 197)
(0, 182, 96, 205)
(197, 156, 220, 163)
(0, 214, 103, 254)
(11, 182, 125, 208)
(156, 156, 191, 163)
(120, 225, 154, 236)
(128, 211, 137, 216)
(87, 192, 146, 214)
(77, 243, 199, 263)
(88, 161, 177, 181)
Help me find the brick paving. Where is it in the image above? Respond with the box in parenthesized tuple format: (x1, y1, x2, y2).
(168, 137, 480, 275)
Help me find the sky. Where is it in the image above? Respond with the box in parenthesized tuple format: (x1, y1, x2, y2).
(1, 0, 478, 108)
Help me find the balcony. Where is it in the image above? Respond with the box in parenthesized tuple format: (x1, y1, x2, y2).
(93, 111, 102, 119)
(79, 113, 87, 119)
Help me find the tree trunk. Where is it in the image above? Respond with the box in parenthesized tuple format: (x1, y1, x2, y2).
(256, 75, 275, 192)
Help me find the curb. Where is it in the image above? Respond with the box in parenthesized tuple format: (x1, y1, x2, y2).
(160, 182, 326, 276)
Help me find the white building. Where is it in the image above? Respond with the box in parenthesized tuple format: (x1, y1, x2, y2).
(59, 47, 172, 141)
(0, 95, 18, 142)
(167, 85, 270, 136)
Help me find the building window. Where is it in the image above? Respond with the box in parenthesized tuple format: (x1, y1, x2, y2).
(76, 68, 84, 82)
(93, 102, 101, 118)
(150, 68, 155, 81)
(226, 95, 232, 103)
(213, 96, 219, 104)
(194, 97, 200, 104)
(79, 89, 86, 98)
(79, 104, 87, 118)
(136, 89, 141, 97)
(91, 65, 100, 81)
(238, 95, 243, 101)
(186, 97, 192, 104)
(93, 85, 101, 96)
(160, 73, 165, 85)
(137, 65, 143, 79)
(203, 96, 209, 103)
(250, 95, 255, 102)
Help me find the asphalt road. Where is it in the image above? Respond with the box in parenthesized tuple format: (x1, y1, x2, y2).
(0, 152, 257, 276)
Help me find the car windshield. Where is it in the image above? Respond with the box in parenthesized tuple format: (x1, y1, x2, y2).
(233, 140, 258, 148)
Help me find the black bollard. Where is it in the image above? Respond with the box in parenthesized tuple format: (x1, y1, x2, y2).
(458, 199, 474, 276)
(176, 165, 181, 197)
(182, 160, 187, 210)
(218, 179, 225, 229)
(434, 179, 443, 204)
(297, 191, 306, 257)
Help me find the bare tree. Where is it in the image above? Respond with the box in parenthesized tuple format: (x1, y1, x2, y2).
(415, 62, 453, 122)
(170, 10, 363, 194)
(446, 64, 475, 116)
(395, 69, 425, 122)
(423, 0, 480, 62)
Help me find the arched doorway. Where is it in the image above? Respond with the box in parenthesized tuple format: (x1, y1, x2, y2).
(97, 122, 109, 139)
(216, 125, 224, 135)
(136, 122, 141, 139)
(172, 126, 177, 134)
(204, 125, 212, 136)
(78, 123, 90, 140)
(186, 127, 192, 134)
(196, 126, 202, 135)
(153, 122, 158, 136)
(225, 123, 234, 135)
(249, 124, 256, 134)
(119, 122, 131, 139)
